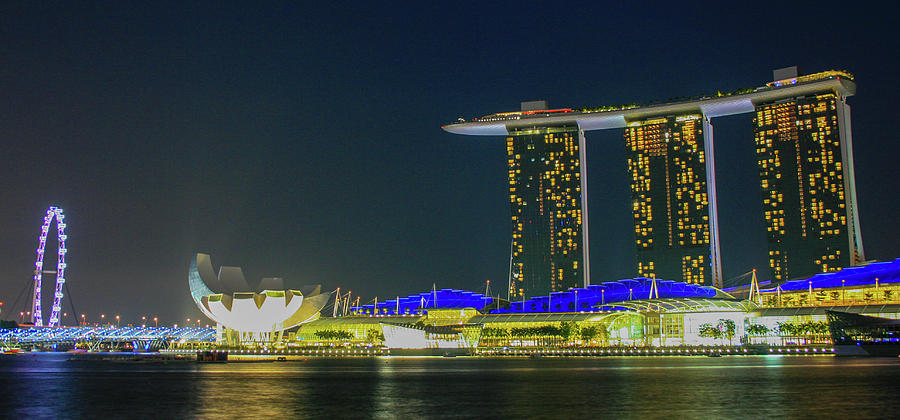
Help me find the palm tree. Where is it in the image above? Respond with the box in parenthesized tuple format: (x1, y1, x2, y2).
(747, 324, 769, 335)
(719, 319, 736, 345)
(580, 325, 599, 344)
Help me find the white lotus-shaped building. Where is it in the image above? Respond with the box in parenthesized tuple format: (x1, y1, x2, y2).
(188, 253, 331, 335)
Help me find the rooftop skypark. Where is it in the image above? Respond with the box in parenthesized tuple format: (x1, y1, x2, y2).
(447, 70, 854, 127)
(442, 70, 856, 136)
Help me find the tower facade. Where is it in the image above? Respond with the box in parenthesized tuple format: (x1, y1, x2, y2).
(754, 92, 864, 281)
(624, 114, 719, 286)
(507, 123, 588, 298)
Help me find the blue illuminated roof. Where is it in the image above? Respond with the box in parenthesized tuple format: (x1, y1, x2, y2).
(349, 278, 727, 316)
(350, 288, 493, 315)
(494, 277, 725, 313)
(761, 258, 900, 293)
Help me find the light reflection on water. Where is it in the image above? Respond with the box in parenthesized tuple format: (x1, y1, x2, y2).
(2, 353, 899, 418)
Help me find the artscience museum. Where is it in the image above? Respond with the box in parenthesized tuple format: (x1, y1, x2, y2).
(188, 253, 330, 344)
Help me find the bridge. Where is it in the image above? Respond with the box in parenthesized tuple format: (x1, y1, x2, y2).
(0, 326, 215, 352)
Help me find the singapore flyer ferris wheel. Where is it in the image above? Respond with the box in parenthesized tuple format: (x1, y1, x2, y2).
(31, 206, 68, 327)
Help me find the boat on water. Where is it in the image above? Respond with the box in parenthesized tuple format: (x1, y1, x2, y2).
(2, 347, 22, 355)
(827, 311, 900, 357)
(197, 350, 229, 362)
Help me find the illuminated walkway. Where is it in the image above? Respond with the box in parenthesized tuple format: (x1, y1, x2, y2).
(1, 326, 215, 348)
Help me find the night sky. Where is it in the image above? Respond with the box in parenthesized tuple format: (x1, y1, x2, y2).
(1, 2, 897, 325)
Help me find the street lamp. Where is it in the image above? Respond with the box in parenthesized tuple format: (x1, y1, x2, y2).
(116, 315, 120, 328)
(154, 317, 158, 328)
(809, 281, 813, 305)
(81, 314, 86, 326)
(842, 279, 846, 304)
(574, 290, 578, 311)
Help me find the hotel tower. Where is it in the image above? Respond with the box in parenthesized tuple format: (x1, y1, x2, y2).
(505, 112, 589, 299)
(444, 67, 863, 291)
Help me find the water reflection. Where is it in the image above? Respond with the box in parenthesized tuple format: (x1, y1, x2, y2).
(2, 354, 899, 418)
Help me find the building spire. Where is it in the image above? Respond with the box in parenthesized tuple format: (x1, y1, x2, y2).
(333, 287, 341, 317)
(749, 269, 761, 304)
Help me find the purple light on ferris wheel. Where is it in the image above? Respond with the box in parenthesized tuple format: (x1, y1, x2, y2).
(31, 206, 68, 327)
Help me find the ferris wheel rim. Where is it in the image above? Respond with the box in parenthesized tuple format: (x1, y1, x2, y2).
(31, 206, 68, 327)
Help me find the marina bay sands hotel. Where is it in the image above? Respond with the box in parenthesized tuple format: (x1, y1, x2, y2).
(443, 67, 864, 297)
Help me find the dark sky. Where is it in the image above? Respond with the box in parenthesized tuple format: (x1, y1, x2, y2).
(1, 2, 897, 325)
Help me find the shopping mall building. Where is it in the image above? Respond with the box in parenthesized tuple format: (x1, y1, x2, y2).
(282, 259, 900, 351)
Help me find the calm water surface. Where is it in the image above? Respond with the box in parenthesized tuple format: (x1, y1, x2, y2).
(2, 353, 899, 419)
